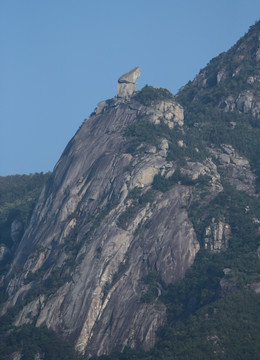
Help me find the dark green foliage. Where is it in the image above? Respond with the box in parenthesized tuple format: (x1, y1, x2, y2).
(141, 271, 160, 303)
(0, 173, 50, 321)
(176, 21, 260, 191)
(0, 173, 50, 248)
(124, 118, 208, 165)
(152, 170, 198, 192)
(134, 85, 174, 106)
(124, 120, 170, 154)
(116, 205, 137, 230)
(0, 325, 82, 360)
(190, 183, 260, 250)
(117, 189, 154, 230)
(26, 267, 71, 300)
(94, 290, 260, 360)
(153, 290, 260, 360)
(128, 188, 154, 204)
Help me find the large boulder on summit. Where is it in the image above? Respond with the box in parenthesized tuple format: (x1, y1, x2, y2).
(117, 66, 141, 97)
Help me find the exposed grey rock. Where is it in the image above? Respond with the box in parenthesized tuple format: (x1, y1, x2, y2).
(145, 145, 157, 154)
(220, 278, 237, 295)
(3, 96, 200, 356)
(257, 246, 260, 259)
(217, 69, 229, 83)
(15, 296, 45, 326)
(223, 268, 231, 275)
(143, 99, 184, 128)
(250, 282, 260, 293)
(8, 352, 22, 360)
(182, 158, 222, 191)
(34, 353, 44, 360)
(256, 36, 260, 61)
(209, 144, 256, 195)
(117, 67, 141, 98)
(220, 90, 260, 119)
(0, 244, 10, 262)
(11, 219, 23, 244)
(204, 218, 230, 252)
(158, 139, 169, 157)
(219, 95, 236, 112)
(236, 90, 255, 113)
(95, 100, 108, 115)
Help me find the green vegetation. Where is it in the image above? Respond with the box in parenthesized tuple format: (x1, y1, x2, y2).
(124, 120, 170, 154)
(124, 118, 208, 164)
(134, 85, 174, 106)
(0, 173, 50, 303)
(0, 173, 50, 248)
(0, 324, 82, 360)
(176, 21, 260, 191)
(152, 170, 201, 192)
(117, 189, 154, 230)
(141, 271, 160, 304)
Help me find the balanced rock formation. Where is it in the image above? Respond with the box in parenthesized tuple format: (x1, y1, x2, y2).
(117, 66, 141, 97)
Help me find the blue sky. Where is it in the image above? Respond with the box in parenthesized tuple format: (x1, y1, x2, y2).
(1, 1, 260, 175)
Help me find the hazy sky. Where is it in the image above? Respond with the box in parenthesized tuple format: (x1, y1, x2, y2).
(1, 1, 260, 175)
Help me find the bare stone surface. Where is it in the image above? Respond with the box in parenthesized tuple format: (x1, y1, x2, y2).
(182, 158, 222, 191)
(143, 99, 184, 128)
(117, 67, 141, 98)
(220, 90, 260, 119)
(250, 282, 260, 293)
(11, 219, 23, 244)
(9, 352, 22, 360)
(3, 96, 200, 357)
(209, 144, 256, 195)
(0, 244, 10, 262)
(204, 218, 231, 252)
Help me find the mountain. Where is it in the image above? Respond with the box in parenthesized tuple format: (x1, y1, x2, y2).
(1, 20, 260, 360)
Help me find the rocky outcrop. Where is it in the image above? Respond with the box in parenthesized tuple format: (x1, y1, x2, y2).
(220, 90, 260, 119)
(117, 67, 141, 98)
(11, 219, 24, 244)
(204, 218, 230, 252)
(142, 98, 184, 128)
(209, 144, 256, 195)
(0, 244, 10, 262)
(9, 352, 22, 360)
(182, 158, 222, 192)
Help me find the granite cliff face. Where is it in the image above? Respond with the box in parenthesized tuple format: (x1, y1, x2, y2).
(3, 84, 202, 356)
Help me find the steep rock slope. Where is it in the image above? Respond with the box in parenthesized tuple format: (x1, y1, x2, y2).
(3, 92, 201, 356)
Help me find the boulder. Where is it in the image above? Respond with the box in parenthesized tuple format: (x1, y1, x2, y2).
(117, 67, 141, 98)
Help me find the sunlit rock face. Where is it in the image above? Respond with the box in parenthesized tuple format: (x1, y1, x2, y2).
(117, 66, 141, 97)
(3, 83, 202, 357)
